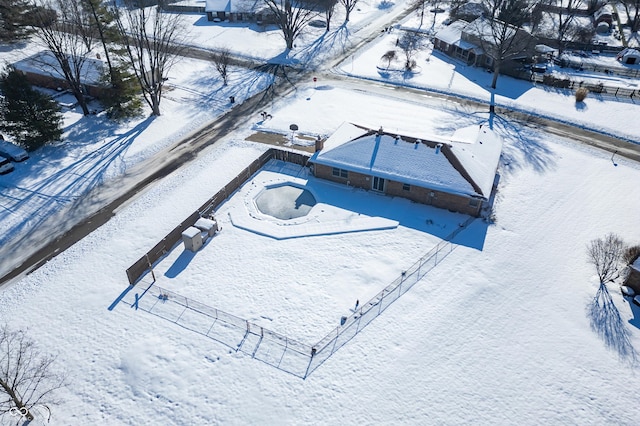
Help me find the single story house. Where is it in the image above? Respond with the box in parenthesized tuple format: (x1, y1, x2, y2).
(434, 17, 536, 69)
(205, 0, 275, 23)
(13, 50, 106, 98)
(433, 20, 484, 65)
(308, 123, 503, 217)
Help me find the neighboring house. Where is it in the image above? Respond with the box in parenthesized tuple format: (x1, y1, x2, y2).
(433, 20, 483, 65)
(624, 256, 640, 295)
(451, 1, 487, 23)
(308, 122, 503, 217)
(13, 50, 106, 98)
(434, 17, 537, 69)
(205, 0, 275, 23)
(462, 17, 537, 69)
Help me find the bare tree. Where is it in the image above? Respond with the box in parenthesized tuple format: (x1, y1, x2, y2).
(339, 0, 359, 22)
(319, 0, 337, 31)
(622, 0, 640, 33)
(263, 0, 320, 50)
(381, 49, 397, 69)
(31, 0, 97, 115)
(471, 0, 535, 88)
(397, 31, 424, 70)
(586, 234, 636, 362)
(412, 0, 441, 29)
(538, 0, 584, 54)
(587, 233, 626, 284)
(113, 2, 186, 116)
(0, 325, 65, 423)
(211, 48, 232, 86)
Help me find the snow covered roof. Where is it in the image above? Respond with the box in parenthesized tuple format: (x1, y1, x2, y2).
(434, 21, 483, 53)
(435, 20, 469, 45)
(13, 50, 105, 86)
(310, 123, 502, 199)
(618, 48, 640, 59)
(205, 0, 267, 13)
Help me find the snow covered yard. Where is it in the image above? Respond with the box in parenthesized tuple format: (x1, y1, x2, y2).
(0, 49, 273, 278)
(142, 160, 465, 343)
(1, 79, 640, 423)
(345, 13, 640, 143)
(2, 2, 640, 424)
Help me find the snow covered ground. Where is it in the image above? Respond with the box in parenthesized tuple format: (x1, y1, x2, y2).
(1, 3, 640, 425)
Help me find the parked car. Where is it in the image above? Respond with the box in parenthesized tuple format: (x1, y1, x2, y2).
(0, 138, 29, 162)
(0, 155, 14, 174)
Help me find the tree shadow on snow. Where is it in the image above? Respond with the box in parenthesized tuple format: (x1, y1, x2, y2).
(0, 117, 155, 250)
(295, 24, 352, 65)
(587, 283, 638, 365)
(491, 114, 556, 176)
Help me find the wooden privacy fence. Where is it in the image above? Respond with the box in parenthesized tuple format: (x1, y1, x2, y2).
(530, 72, 640, 99)
(125, 148, 310, 285)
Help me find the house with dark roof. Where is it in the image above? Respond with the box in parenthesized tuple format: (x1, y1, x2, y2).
(308, 123, 503, 217)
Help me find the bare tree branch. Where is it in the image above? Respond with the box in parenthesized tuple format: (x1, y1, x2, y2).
(211, 47, 232, 85)
(587, 233, 626, 284)
(31, 0, 97, 115)
(470, 0, 535, 88)
(338, 0, 359, 22)
(263, 0, 320, 50)
(0, 325, 65, 424)
(113, 2, 186, 116)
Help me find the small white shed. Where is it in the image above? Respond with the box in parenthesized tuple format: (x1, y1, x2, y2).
(617, 48, 640, 65)
(182, 226, 203, 252)
(194, 217, 219, 238)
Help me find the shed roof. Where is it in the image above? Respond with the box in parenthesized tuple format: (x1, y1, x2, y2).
(310, 123, 502, 199)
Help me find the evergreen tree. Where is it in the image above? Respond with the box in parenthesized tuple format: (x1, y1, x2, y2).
(0, 0, 35, 42)
(99, 63, 142, 119)
(0, 66, 63, 151)
(81, 0, 142, 119)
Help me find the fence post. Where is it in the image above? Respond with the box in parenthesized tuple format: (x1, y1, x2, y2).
(331, 327, 339, 354)
(146, 254, 156, 283)
(355, 313, 363, 333)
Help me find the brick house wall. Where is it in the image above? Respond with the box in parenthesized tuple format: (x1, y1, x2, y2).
(21, 71, 106, 99)
(625, 266, 640, 294)
(313, 164, 483, 217)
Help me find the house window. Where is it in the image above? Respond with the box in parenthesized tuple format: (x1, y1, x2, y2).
(402, 183, 411, 191)
(469, 198, 480, 207)
(332, 167, 348, 179)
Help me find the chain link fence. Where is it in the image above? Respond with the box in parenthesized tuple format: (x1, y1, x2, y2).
(127, 216, 475, 378)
